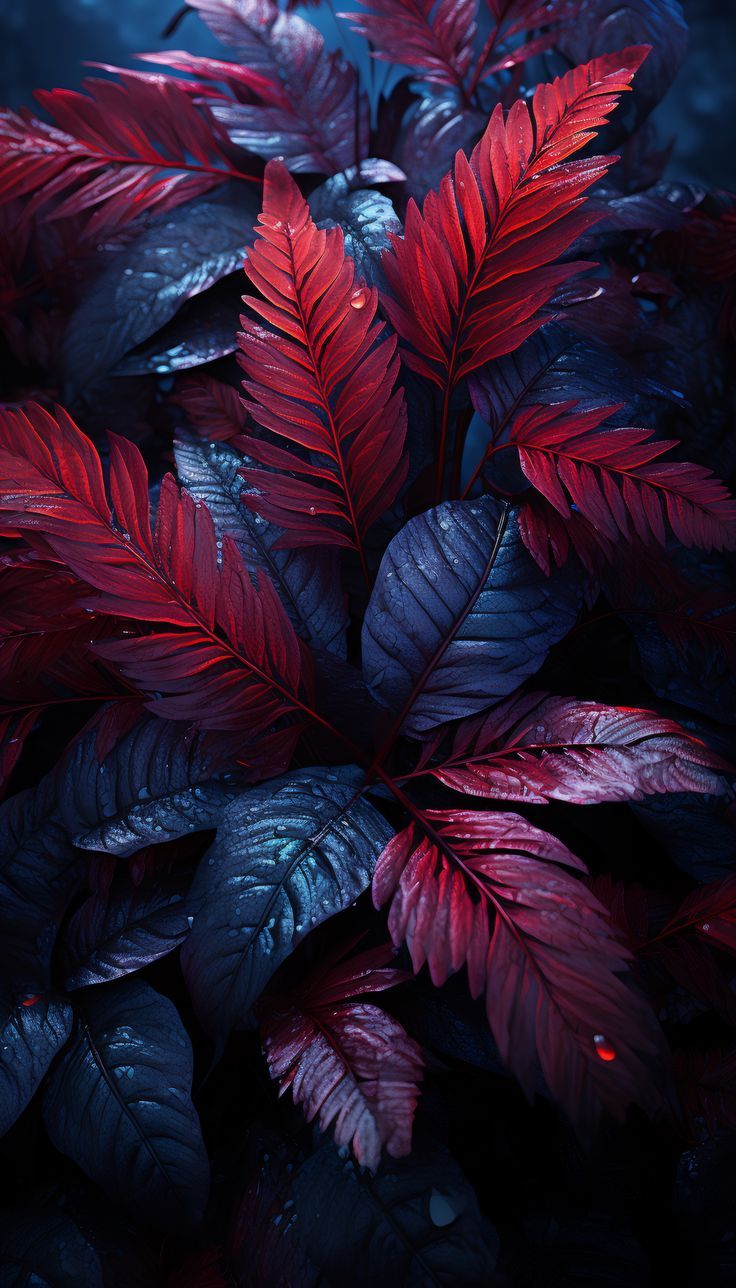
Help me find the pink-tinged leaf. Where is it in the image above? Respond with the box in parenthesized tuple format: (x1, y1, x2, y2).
(0, 69, 257, 236)
(343, 0, 477, 91)
(374, 808, 664, 1134)
(0, 403, 312, 757)
(237, 161, 408, 579)
(171, 376, 246, 442)
(181, 0, 368, 175)
(262, 944, 422, 1170)
(413, 691, 730, 804)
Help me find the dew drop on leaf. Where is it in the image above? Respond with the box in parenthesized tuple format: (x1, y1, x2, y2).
(429, 1189, 457, 1226)
(350, 287, 369, 310)
(593, 1033, 617, 1062)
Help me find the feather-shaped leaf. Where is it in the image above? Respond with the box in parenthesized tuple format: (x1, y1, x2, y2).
(415, 691, 730, 803)
(362, 497, 582, 737)
(374, 808, 663, 1132)
(0, 68, 256, 236)
(237, 160, 408, 576)
(172, 376, 246, 442)
(43, 979, 210, 1233)
(0, 997, 73, 1137)
(185, 0, 368, 174)
(181, 767, 392, 1035)
(380, 46, 650, 491)
(63, 870, 194, 989)
(343, 0, 478, 91)
(262, 943, 422, 1170)
(174, 436, 348, 656)
(0, 403, 313, 751)
(504, 402, 736, 569)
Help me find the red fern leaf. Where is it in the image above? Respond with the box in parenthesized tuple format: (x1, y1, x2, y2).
(0, 404, 313, 754)
(237, 160, 408, 580)
(380, 46, 649, 498)
(262, 943, 423, 1171)
(343, 0, 478, 92)
(171, 376, 246, 442)
(374, 807, 663, 1133)
(504, 402, 736, 561)
(411, 691, 730, 804)
(0, 69, 257, 236)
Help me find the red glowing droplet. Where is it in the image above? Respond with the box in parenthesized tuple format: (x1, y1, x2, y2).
(22, 993, 42, 1007)
(593, 1033, 617, 1062)
(350, 287, 369, 310)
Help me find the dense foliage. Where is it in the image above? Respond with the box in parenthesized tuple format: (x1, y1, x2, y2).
(1, 1, 735, 1283)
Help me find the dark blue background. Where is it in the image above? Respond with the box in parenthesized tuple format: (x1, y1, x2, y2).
(0, 0, 733, 189)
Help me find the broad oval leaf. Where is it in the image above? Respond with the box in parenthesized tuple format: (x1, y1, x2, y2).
(63, 186, 259, 395)
(181, 767, 393, 1036)
(64, 715, 240, 857)
(0, 774, 82, 1006)
(115, 275, 243, 376)
(0, 1207, 106, 1287)
(43, 978, 210, 1233)
(292, 1138, 499, 1286)
(0, 997, 73, 1137)
(558, 0, 687, 126)
(362, 498, 582, 737)
(63, 871, 194, 990)
(174, 437, 348, 657)
(468, 323, 672, 442)
(309, 170, 403, 291)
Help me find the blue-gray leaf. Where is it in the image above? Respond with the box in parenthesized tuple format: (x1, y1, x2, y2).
(362, 498, 583, 737)
(63, 872, 194, 990)
(43, 979, 209, 1233)
(175, 437, 348, 657)
(67, 715, 238, 857)
(0, 998, 73, 1138)
(181, 767, 392, 1036)
(64, 185, 259, 395)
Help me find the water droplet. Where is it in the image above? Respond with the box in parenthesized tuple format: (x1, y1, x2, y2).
(350, 286, 370, 310)
(593, 1033, 616, 1062)
(308, 505, 316, 515)
(187, 915, 194, 929)
(700, 921, 711, 933)
(429, 1189, 457, 1226)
